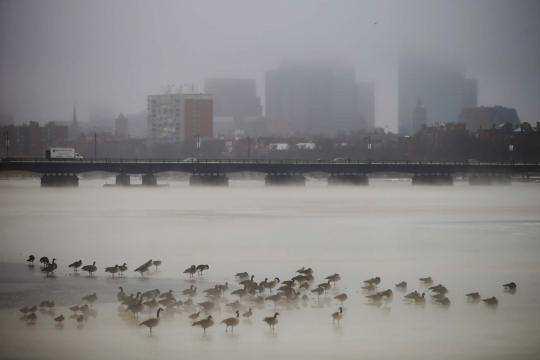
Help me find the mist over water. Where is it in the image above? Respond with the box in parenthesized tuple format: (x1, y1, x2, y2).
(1, 179, 540, 359)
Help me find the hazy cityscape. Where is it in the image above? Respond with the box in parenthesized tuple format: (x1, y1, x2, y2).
(1, 1, 540, 360)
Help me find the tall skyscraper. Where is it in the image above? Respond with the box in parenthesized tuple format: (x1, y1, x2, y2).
(357, 81, 375, 129)
(265, 62, 362, 135)
(204, 79, 261, 123)
(147, 92, 213, 143)
(398, 56, 477, 135)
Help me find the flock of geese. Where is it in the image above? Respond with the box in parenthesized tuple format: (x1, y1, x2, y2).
(19, 255, 518, 336)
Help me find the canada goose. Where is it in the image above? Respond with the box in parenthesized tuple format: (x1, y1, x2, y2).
(135, 260, 152, 277)
(434, 297, 451, 306)
(54, 314, 64, 323)
(139, 308, 163, 334)
(39, 257, 49, 266)
(503, 282, 517, 292)
(222, 310, 240, 332)
(82, 261, 97, 277)
(231, 288, 247, 298)
(25, 312, 37, 324)
(265, 293, 282, 308)
(19, 305, 37, 314)
(240, 275, 256, 288)
(189, 311, 200, 320)
(465, 292, 481, 301)
(429, 284, 448, 294)
(142, 289, 160, 300)
(68, 260, 82, 272)
(361, 283, 376, 291)
(364, 277, 381, 286)
(105, 265, 119, 278)
(69, 305, 80, 312)
(431, 292, 447, 301)
(395, 281, 407, 290)
(143, 298, 159, 309)
(317, 281, 331, 294)
(334, 293, 348, 304)
(419, 276, 433, 285)
(196, 264, 209, 276)
(82, 292, 97, 304)
(118, 263, 128, 276)
(404, 290, 420, 300)
(26, 255, 35, 267)
(152, 260, 162, 271)
(192, 315, 214, 333)
(242, 308, 253, 319)
(159, 290, 174, 299)
(326, 273, 341, 286)
(235, 272, 249, 280)
(332, 307, 343, 324)
(183, 265, 197, 278)
(379, 289, 393, 299)
(482, 297, 498, 306)
(297, 267, 313, 275)
(366, 292, 383, 303)
(263, 312, 279, 332)
(265, 277, 280, 292)
(182, 285, 197, 297)
(311, 286, 324, 300)
(41, 259, 57, 277)
(414, 293, 426, 304)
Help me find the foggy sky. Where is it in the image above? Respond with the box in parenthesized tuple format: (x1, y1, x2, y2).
(0, 0, 539, 130)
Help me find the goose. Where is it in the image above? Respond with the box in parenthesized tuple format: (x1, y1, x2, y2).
(41, 259, 57, 277)
(263, 312, 279, 332)
(414, 293, 426, 304)
(159, 290, 174, 299)
(364, 276, 381, 286)
(503, 282, 517, 291)
(404, 290, 420, 300)
(19, 305, 37, 314)
(419, 276, 433, 285)
(82, 261, 97, 277)
(143, 298, 159, 309)
(429, 284, 448, 294)
(297, 267, 313, 275)
(434, 297, 451, 306)
(39, 257, 49, 267)
(192, 315, 214, 333)
(317, 280, 332, 294)
(183, 265, 197, 278)
(379, 289, 393, 299)
(182, 285, 197, 297)
(25, 312, 37, 324)
(82, 293, 97, 304)
(265, 293, 282, 309)
(242, 308, 253, 319)
(26, 255, 35, 267)
(311, 286, 324, 300)
(299, 282, 310, 291)
(395, 281, 407, 290)
(361, 283, 376, 291)
(135, 260, 152, 277)
(139, 308, 163, 334)
(366, 292, 383, 303)
(332, 307, 344, 324)
(54, 314, 64, 323)
(142, 289, 160, 299)
(240, 275, 256, 288)
(431, 292, 447, 301)
(152, 260, 162, 271)
(334, 293, 348, 304)
(482, 297, 498, 306)
(325, 273, 341, 286)
(117, 287, 127, 302)
(222, 310, 240, 332)
(118, 262, 128, 276)
(69, 305, 80, 312)
(264, 277, 280, 292)
(105, 265, 120, 278)
(196, 264, 209, 276)
(235, 271, 249, 280)
(465, 292, 481, 301)
(68, 260, 82, 272)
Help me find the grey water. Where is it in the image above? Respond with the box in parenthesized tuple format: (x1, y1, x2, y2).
(1, 178, 540, 359)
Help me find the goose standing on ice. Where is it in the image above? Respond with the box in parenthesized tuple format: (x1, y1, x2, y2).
(332, 307, 344, 324)
(503, 282, 517, 293)
(82, 261, 97, 277)
(192, 315, 214, 334)
(118, 263, 128, 276)
(482, 297, 498, 306)
(42, 259, 57, 277)
(196, 264, 209, 276)
(183, 265, 197, 278)
(140, 308, 163, 335)
(395, 281, 407, 290)
(242, 308, 253, 319)
(134, 260, 152, 277)
(334, 293, 348, 304)
(221, 310, 240, 332)
(68, 260, 82, 272)
(26, 255, 35, 267)
(152, 260, 162, 271)
(466, 292, 481, 302)
(263, 312, 279, 333)
(105, 265, 120, 278)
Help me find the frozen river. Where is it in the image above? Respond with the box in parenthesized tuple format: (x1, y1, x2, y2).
(1, 178, 540, 359)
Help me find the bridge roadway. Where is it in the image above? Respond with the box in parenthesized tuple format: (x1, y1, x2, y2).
(1, 158, 539, 175)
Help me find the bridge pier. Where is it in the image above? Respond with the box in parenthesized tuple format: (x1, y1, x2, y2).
(141, 173, 158, 186)
(468, 174, 511, 185)
(412, 174, 453, 186)
(265, 174, 306, 186)
(41, 174, 79, 187)
(328, 174, 369, 186)
(189, 174, 229, 186)
(115, 173, 131, 186)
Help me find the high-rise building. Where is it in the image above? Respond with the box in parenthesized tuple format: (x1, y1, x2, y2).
(204, 79, 261, 122)
(183, 94, 213, 142)
(114, 114, 129, 139)
(459, 106, 520, 131)
(147, 92, 213, 143)
(357, 81, 375, 129)
(412, 99, 427, 133)
(398, 56, 477, 135)
(265, 62, 362, 135)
